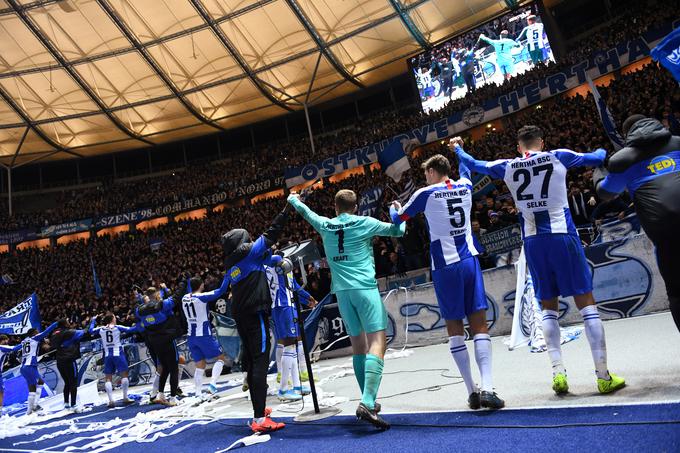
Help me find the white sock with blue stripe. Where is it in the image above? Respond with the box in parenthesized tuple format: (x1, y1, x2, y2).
(541, 310, 565, 376)
(580, 305, 609, 380)
(449, 336, 476, 396)
(473, 334, 493, 392)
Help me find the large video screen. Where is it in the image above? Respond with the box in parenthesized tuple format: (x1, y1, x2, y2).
(408, 3, 555, 114)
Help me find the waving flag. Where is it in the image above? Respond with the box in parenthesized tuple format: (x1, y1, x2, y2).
(587, 76, 624, 150)
(651, 25, 680, 83)
(90, 256, 102, 298)
(378, 139, 411, 182)
(358, 187, 383, 217)
(0, 293, 41, 335)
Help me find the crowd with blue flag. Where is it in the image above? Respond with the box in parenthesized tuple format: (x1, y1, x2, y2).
(652, 26, 680, 83)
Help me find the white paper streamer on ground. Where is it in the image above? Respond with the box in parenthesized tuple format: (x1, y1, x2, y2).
(215, 433, 270, 452)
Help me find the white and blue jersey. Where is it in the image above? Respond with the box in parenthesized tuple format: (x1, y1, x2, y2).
(89, 320, 135, 358)
(392, 161, 479, 270)
(20, 322, 57, 367)
(265, 258, 312, 340)
(455, 145, 605, 300)
(456, 145, 606, 238)
(182, 275, 230, 337)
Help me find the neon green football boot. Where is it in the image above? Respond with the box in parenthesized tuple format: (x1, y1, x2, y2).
(598, 373, 626, 394)
(552, 373, 569, 395)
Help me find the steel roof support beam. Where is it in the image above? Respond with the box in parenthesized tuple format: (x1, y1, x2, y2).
(189, 0, 294, 112)
(6, 0, 155, 146)
(388, 0, 430, 48)
(96, 0, 225, 132)
(0, 85, 83, 162)
(285, 0, 364, 89)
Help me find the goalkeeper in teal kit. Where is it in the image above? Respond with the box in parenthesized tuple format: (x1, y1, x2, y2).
(288, 189, 405, 429)
(478, 31, 519, 80)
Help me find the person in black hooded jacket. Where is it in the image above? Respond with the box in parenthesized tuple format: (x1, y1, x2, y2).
(221, 204, 288, 433)
(594, 115, 680, 333)
(51, 319, 90, 411)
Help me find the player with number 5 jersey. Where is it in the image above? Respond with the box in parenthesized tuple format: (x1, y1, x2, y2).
(391, 150, 504, 410)
(288, 189, 404, 430)
(454, 125, 626, 396)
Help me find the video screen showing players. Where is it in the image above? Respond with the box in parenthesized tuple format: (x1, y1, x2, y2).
(408, 3, 555, 114)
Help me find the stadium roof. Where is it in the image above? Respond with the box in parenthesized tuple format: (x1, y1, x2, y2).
(0, 0, 506, 167)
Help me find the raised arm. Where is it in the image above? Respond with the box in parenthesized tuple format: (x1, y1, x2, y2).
(88, 316, 100, 335)
(392, 189, 428, 224)
(554, 148, 607, 168)
(454, 144, 507, 179)
(195, 274, 231, 303)
(33, 322, 58, 342)
(366, 212, 406, 237)
(287, 194, 327, 232)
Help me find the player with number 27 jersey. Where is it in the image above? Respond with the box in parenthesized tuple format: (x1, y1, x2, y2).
(455, 143, 606, 300)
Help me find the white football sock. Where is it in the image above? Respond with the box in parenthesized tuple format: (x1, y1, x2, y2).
(287, 345, 301, 388)
(105, 381, 114, 403)
(297, 340, 307, 372)
(194, 368, 204, 395)
(580, 305, 610, 380)
(276, 344, 284, 375)
(27, 392, 36, 413)
(211, 361, 224, 387)
(542, 310, 565, 376)
(121, 378, 129, 400)
(152, 372, 160, 394)
(281, 346, 296, 392)
(449, 336, 476, 396)
(473, 334, 493, 392)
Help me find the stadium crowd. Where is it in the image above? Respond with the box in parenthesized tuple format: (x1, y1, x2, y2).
(0, 2, 678, 349)
(0, 0, 677, 232)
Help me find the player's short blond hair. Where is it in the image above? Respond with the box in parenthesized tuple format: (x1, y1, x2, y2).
(335, 189, 357, 213)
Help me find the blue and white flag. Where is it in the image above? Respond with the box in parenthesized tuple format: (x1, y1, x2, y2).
(358, 187, 383, 218)
(1, 274, 14, 285)
(587, 76, 624, 150)
(651, 25, 680, 83)
(378, 139, 411, 182)
(90, 256, 102, 299)
(399, 178, 416, 203)
(0, 293, 41, 335)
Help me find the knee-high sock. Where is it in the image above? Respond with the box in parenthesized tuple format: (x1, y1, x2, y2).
(580, 305, 609, 380)
(276, 344, 284, 375)
(27, 392, 36, 413)
(152, 372, 160, 395)
(297, 340, 308, 372)
(449, 336, 476, 396)
(121, 378, 129, 400)
(281, 346, 296, 391)
(211, 361, 224, 387)
(105, 381, 114, 403)
(542, 310, 565, 375)
(473, 334, 493, 392)
(353, 354, 366, 393)
(169, 367, 179, 397)
(360, 354, 384, 410)
(194, 368, 204, 395)
(289, 348, 301, 389)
